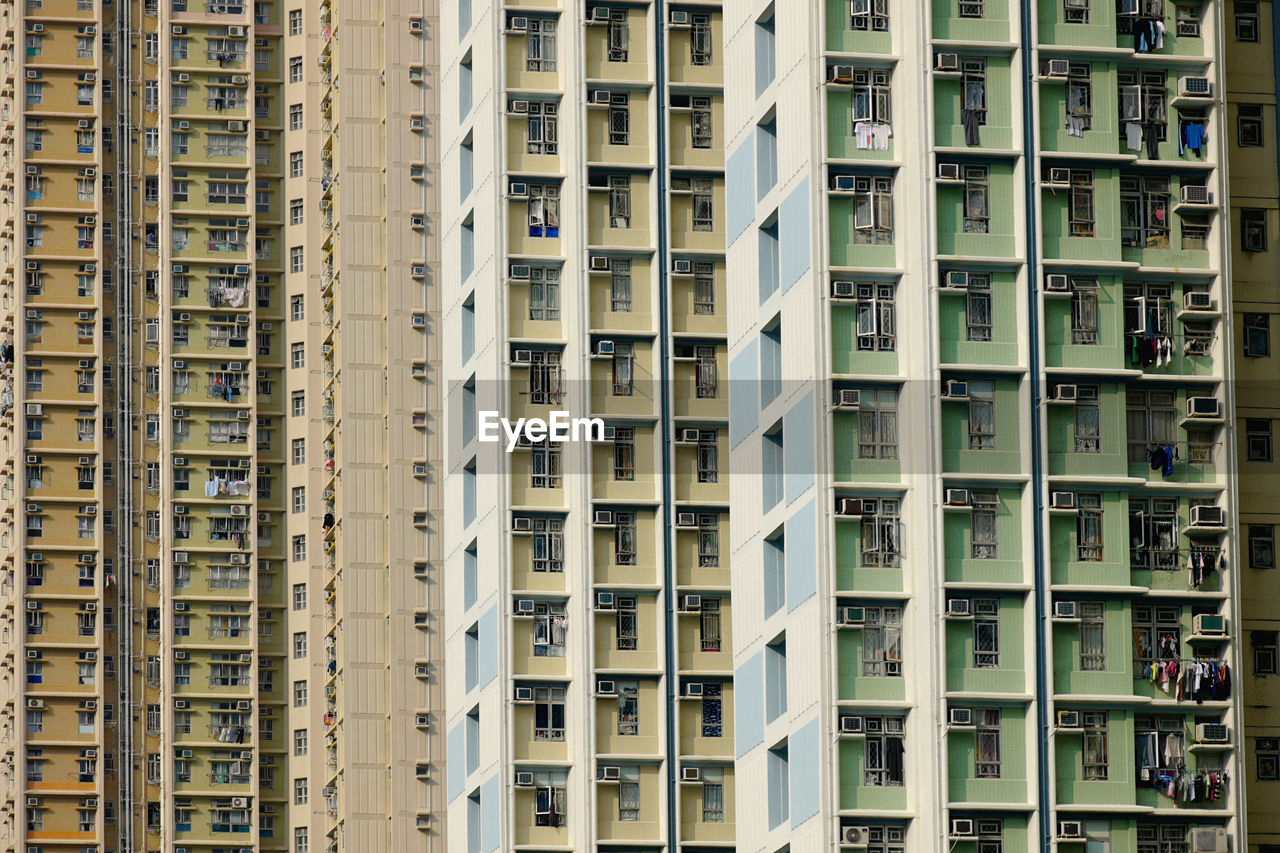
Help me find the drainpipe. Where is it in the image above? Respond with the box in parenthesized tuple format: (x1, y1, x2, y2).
(1018, 3, 1054, 851)
(652, 3, 681, 852)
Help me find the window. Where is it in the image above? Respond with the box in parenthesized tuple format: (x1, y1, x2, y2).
(617, 681, 639, 735)
(293, 728, 308, 755)
(692, 178, 714, 231)
(527, 183, 560, 237)
(529, 350, 563, 405)
(613, 427, 635, 480)
(1082, 712, 1109, 780)
(293, 680, 307, 707)
(1079, 601, 1106, 670)
(1235, 0, 1259, 41)
(531, 602, 567, 658)
(608, 92, 630, 145)
(612, 342, 634, 396)
(294, 778, 308, 805)
(1128, 496, 1179, 570)
(291, 391, 306, 416)
(605, 9, 629, 61)
(853, 176, 894, 244)
(1251, 525, 1277, 569)
(533, 685, 565, 741)
(850, 69, 891, 128)
(1132, 604, 1181, 670)
(1174, 3, 1200, 35)
(855, 389, 898, 459)
(1065, 0, 1089, 25)
(695, 347, 718, 400)
(525, 100, 558, 154)
(615, 513, 637, 566)
(616, 596, 638, 649)
(289, 8, 302, 34)
(1246, 313, 1272, 357)
(295, 827, 309, 853)
(968, 381, 996, 450)
(862, 606, 902, 676)
(609, 176, 631, 227)
(531, 518, 564, 572)
(1126, 387, 1177, 463)
(1073, 385, 1101, 453)
(693, 262, 716, 313)
(1069, 170, 1095, 236)
(701, 767, 725, 822)
(976, 708, 1001, 777)
(1242, 208, 1268, 253)
(699, 682, 724, 736)
(289, 246, 305, 273)
(289, 198, 304, 225)
(618, 766, 640, 821)
(972, 597, 1001, 667)
(864, 716, 905, 786)
(962, 58, 987, 124)
(526, 18, 557, 71)
(696, 429, 719, 482)
(966, 273, 992, 341)
(1077, 493, 1104, 561)
(1071, 278, 1100, 343)
(289, 151, 304, 177)
(861, 499, 901, 567)
(291, 438, 306, 465)
(851, 0, 890, 30)
(1120, 176, 1171, 248)
(697, 514, 721, 567)
(1248, 419, 1274, 462)
(533, 771, 567, 827)
(691, 12, 714, 63)
(691, 97, 713, 148)
(289, 56, 302, 82)
(289, 103, 303, 130)
(1254, 631, 1280, 676)
(1119, 69, 1168, 138)
(970, 492, 999, 559)
(292, 583, 307, 610)
(855, 282, 897, 351)
(754, 11, 775, 96)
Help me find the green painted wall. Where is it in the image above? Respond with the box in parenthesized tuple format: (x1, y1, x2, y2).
(931, 0, 1010, 42)
(945, 596, 1028, 694)
(835, 520, 904, 593)
(1045, 382, 1127, 477)
(1048, 492, 1128, 587)
(837, 629, 908, 702)
(1040, 63, 1121, 156)
(943, 488, 1025, 585)
(1041, 167, 1122, 262)
(1043, 275, 1125, 370)
(824, 0, 892, 54)
(828, 90, 895, 162)
(936, 164, 1018, 258)
(941, 379, 1022, 475)
(831, 304, 899, 375)
(839, 739, 908, 811)
(947, 706, 1030, 804)
(833, 410, 902, 483)
(1052, 598, 1132, 696)
(1054, 708, 1137, 805)
(934, 56, 1014, 150)
(939, 271, 1020, 366)
(829, 198, 898, 269)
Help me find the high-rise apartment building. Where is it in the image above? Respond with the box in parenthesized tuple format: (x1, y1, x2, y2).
(0, 1, 442, 853)
(1227, 2, 1280, 853)
(724, 2, 1245, 853)
(440, 2, 732, 851)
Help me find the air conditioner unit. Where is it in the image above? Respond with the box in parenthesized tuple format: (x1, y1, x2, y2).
(597, 679, 617, 696)
(1059, 821, 1084, 839)
(175, 602, 188, 611)
(1193, 614, 1226, 636)
(177, 73, 190, 82)
(26, 797, 40, 807)
(836, 389, 861, 409)
(508, 182, 528, 198)
(27, 261, 41, 271)
(949, 707, 974, 726)
(681, 594, 702, 612)
(596, 340, 616, 356)
(512, 349, 532, 364)
(174, 552, 189, 563)
(228, 121, 246, 132)
(173, 25, 186, 33)
(1044, 59, 1070, 78)
(26, 213, 40, 223)
(592, 90, 612, 105)
(1195, 723, 1229, 744)
(1189, 828, 1227, 853)
(946, 599, 972, 617)
(829, 65, 856, 84)
(1045, 274, 1071, 292)
(1179, 76, 1212, 97)
(833, 280, 856, 298)
(1190, 505, 1225, 527)
(513, 517, 533, 532)
(944, 380, 969, 398)
(936, 53, 960, 71)
(951, 819, 976, 838)
(841, 606, 866, 625)
(673, 259, 693, 274)
(509, 264, 532, 280)
(257, 511, 270, 522)
(670, 9, 691, 25)
(26, 699, 43, 709)
(676, 512, 698, 527)
(27, 650, 40, 660)
(230, 506, 248, 516)
(837, 498, 864, 517)
(175, 701, 189, 710)
(507, 16, 529, 31)
(598, 765, 621, 781)
(515, 771, 535, 787)
(1181, 185, 1212, 205)
(228, 26, 246, 36)
(597, 592, 616, 610)
(944, 271, 969, 289)
(1057, 709, 1081, 727)
(1047, 168, 1071, 186)
(83, 602, 97, 611)
(27, 454, 41, 464)
(229, 361, 243, 370)
(601, 426, 618, 441)
(231, 75, 248, 85)
(175, 650, 189, 661)
(1187, 292, 1216, 310)
(516, 599, 536, 615)
(231, 797, 249, 808)
(1053, 600, 1079, 620)
(832, 175, 857, 192)
(591, 255, 612, 271)
(79, 360, 92, 369)
(175, 505, 188, 515)
(1051, 491, 1076, 509)
(594, 510, 615, 526)
(26, 505, 41, 514)
(677, 766, 701, 783)
(1053, 384, 1078, 402)
(237, 701, 251, 710)
(684, 682, 704, 698)
(679, 428, 701, 443)
(1188, 397, 1220, 418)
(840, 715, 864, 734)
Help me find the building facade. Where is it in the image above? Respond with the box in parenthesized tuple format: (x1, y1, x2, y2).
(724, 1, 1246, 853)
(1227, 2, 1280, 853)
(0, 1, 442, 852)
(439, 1, 733, 851)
